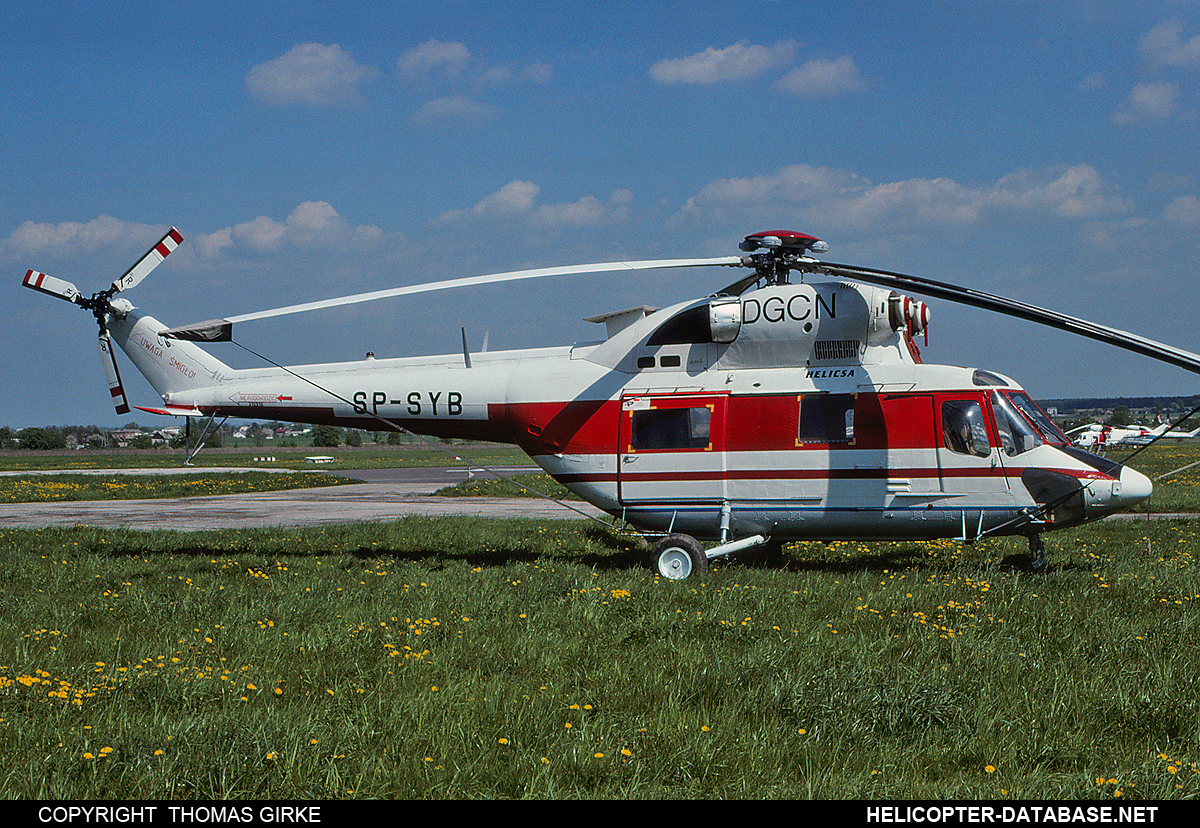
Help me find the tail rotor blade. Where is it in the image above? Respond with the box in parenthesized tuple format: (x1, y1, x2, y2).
(111, 227, 184, 294)
(98, 332, 131, 415)
(23, 270, 82, 304)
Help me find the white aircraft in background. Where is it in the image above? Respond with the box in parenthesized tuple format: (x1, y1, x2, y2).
(1068, 420, 1200, 451)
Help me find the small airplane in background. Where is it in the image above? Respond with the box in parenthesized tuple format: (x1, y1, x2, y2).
(26, 225, 1200, 577)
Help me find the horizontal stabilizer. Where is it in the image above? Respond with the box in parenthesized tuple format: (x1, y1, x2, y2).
(135, 405, 207, 418)
(158, 319, 233, 342)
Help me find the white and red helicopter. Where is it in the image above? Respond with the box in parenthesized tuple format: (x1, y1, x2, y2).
(1067, 420, 1200, 451)
(25, 227, 1200, 577)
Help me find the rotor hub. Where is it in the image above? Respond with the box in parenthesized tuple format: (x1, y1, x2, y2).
(738, 230, 830, 286)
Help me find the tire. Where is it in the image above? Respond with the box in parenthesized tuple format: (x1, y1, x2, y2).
(651, 534, 708, 580)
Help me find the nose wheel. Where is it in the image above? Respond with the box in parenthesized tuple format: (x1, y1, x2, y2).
(1004, 534, 1047, 574)
(651, 534, 708, 580)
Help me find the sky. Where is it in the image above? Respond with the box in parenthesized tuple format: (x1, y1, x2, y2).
(3, 0, 1200, 428)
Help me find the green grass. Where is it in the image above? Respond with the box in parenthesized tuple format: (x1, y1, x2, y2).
(433, 473, 583, 501)
(0, 444, 531, 473)
(2, 516, 1199, 799)
(0, 472, 353, 503)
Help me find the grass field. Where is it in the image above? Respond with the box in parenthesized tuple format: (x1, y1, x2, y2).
(1, 441, 1198, 799)
(0, 472, 352, 504)
(2, 513, 1199, 799)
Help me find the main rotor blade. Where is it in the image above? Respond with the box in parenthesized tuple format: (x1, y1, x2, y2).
(111, 227, 183, 294)
(160, 255, 744, 341)
(23, 270, 82, 304)
(98, 331, 131, 416)
(815, 261, 1200, 376)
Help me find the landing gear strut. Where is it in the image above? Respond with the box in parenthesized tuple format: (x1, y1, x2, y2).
(1002, 534, 1047, 574)
(1027, 534, 1046, 572)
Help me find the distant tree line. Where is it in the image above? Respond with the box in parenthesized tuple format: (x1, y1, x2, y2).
(0, 423, 404, 450)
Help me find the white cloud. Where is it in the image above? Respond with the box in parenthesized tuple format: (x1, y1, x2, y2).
(246, 43, 380, 107)
(650, 40, 797, 84)
(534, 190, 633, 229)
(4, 216, 163, 259)
(1164, 194, 1200, 225)
(673, 163, 1130, 234)
(990, 166, 1131, 219)
(397, 39, 471, 80)
(439, 181, 540, 224)
(232, 215, 287, 254)
(774, 56, 863, 98)
(438, 182, 632, 230)
(479, 62, 554, 86)
(411, 95, 495, 124)
(1112, 81, 1179, 123)
(1139, 20, 1200, 69)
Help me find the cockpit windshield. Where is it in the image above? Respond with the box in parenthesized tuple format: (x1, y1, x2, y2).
(1005, 391, 1069, 446)
(991, 392, 1042, 456)
(991, 391, 1068, 456)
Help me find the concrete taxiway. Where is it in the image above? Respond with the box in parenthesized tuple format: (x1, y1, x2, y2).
(0, 466, 608, 531)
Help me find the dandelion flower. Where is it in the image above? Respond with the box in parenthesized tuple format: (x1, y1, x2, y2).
(985, 765, 996, 773)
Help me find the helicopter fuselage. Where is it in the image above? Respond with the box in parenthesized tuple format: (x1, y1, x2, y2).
(109, 276, 1153, 545)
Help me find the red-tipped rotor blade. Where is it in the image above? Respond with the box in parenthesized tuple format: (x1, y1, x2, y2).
(98, 332, 131, 415)
(111, 226, 183, 293)
(23, 270, 82, 304)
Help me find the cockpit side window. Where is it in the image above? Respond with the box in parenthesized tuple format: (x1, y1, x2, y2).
(941, 399, 991, 458)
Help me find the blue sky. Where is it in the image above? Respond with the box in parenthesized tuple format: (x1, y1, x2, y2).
(4, 0, 1199, 428)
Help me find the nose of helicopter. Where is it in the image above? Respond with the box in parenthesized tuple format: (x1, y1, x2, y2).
(1088, 464, 1152, 517)
(1114, 464, 1153, 509)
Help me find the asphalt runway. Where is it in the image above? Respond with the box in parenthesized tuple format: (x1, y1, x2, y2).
(0, 466, 607, 531)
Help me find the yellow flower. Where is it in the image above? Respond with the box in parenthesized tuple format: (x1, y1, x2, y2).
(985, 765, 996, 774)
(499, 738, 509, 745)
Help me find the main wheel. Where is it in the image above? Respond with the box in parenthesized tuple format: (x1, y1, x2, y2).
(651, 534, 708, 580)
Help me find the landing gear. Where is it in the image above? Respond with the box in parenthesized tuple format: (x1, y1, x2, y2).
(1028, 534, 1046, 572)
(1003, 534, 1047, 574)
(651, 534, 708, 581)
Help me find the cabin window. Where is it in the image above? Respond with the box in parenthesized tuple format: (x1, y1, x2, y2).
(798, 394, 855, 444)
(631, 406, 711, 450)
(941, 400, 991, 457)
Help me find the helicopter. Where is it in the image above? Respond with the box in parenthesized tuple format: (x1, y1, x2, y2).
(25, 227, 1200, 579)
(1067, 420, 1200, 451)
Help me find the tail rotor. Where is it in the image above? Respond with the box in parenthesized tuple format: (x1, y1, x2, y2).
(22, 226, 183, 414)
